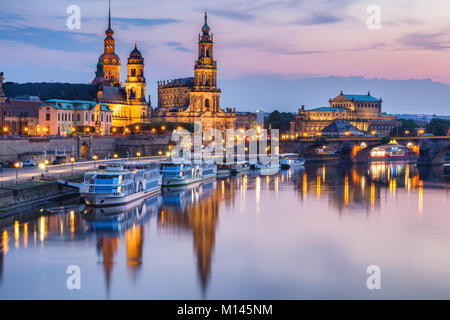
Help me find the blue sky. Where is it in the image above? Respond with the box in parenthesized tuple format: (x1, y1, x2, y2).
(1, 0, 450, 114)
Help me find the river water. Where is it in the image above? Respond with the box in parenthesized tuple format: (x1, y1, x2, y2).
(0, 163, 449, 299)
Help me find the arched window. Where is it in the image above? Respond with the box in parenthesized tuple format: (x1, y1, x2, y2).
(205, 99, 210, 110)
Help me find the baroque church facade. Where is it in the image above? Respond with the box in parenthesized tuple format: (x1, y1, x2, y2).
(156, 12, 236, 133)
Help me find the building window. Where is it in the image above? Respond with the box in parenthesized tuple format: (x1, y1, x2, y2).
(46, 113, 50, 121)
(91, 114, 94, 122)
(58, 113, 60, 121)
(77, 114, 81, 122)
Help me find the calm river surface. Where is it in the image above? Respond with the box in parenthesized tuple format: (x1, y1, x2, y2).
(0, 163, 450, 299)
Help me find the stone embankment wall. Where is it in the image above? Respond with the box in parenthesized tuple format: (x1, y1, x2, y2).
(0, 181, 77, 213)
(0, 134, 172, 161)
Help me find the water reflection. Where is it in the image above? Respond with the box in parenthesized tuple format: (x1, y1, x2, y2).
(0, 162, 449, 299)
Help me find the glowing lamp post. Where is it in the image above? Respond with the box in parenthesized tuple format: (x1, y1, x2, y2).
(14, 162, 21, 184)
(92, 155, 98, 169)
(70, 157, 75, 174)
(39, 162, 47, 176)
(418, 129, 425, 136)
(113, 153, 119, 159)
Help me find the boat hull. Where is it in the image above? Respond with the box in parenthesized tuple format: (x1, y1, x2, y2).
(162, 175, 216, 188)
(82, 187, 160, 207)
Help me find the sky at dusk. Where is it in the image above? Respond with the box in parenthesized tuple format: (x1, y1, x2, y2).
(1, 0, 450, 114)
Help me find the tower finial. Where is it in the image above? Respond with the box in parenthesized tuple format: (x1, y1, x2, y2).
(202, 9, 210, 35)
(135, 42, 137, 49)
(108, 0, 111, 29)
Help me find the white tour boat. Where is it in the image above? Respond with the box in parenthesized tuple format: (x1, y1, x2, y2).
(80, 162, 162, 207)
(161, 162, 217, 187)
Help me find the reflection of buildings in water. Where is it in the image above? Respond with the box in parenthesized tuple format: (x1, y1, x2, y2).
(85, 195, 161, 292)
(296, 163, 422, 213)
(160, 180, 232, 294)
(96, 234, 119, 294)
(125, 225, 143, 279)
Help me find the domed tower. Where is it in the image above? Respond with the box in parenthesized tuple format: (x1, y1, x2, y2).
(100, 0, 121, 86)
(191, 11, 221, 113)
(125, 43, 146, 103)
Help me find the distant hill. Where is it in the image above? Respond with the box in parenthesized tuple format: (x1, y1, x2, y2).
(217, 75, 450, 116)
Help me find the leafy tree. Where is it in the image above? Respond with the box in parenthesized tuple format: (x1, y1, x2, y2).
(265, 110, 294, 134)
(426, 118, 450, 136)
(389, 119, 418, 137)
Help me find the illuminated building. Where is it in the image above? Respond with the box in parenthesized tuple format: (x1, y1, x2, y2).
(290, 92, 399, 136)
(156, 12, 237, 133)
(38, 99, 112, 135)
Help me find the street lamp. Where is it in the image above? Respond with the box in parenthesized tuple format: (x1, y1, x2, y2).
(39, 162, 47, 176)
(136, 152, 141, 157)
(113, 153, 119, 159)
(70, 157, 75, 174)
(418, 129, 425, 136)
(2, 126, 8, 134)
(14, 162, 21, 184)
(92, 155, 98, 169)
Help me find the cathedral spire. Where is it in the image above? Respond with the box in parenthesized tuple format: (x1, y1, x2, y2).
(106, 0, 114, 36)
(108, 0, 111, 30)
(202, 10, 210, 35)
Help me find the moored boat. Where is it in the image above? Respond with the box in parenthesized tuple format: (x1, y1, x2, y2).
(80, 162, 162, 207)
(161, 161, 216, 187)
(279, 154, 305, 169)
(369, 144, 408, 161)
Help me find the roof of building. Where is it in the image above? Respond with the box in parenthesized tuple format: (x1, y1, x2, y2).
(129, 43, 142, 58)
(159, 77, 194, 88)
(4, 82, 98, 101)
(40, 99, 112, 112)
(4, 99, 42, 117)
(321, 120, 363, 134)
(4, 82, 129, 103)
(341, 94, 381, 102)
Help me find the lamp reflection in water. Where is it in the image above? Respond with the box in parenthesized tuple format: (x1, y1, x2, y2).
(14, 221, 19, 248)
(23, 223, 28, 249)
(316, 176, 321, 200)
(418, 180, 424, 214)
(344, 175, 349, 206)
(303, 172, 307, 199)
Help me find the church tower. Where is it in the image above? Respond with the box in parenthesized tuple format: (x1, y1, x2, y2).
(100, 0, 121, 86)
(125, 44, 147, 122)
(190, 11, 221, 113)
(125, 43, 146, 103)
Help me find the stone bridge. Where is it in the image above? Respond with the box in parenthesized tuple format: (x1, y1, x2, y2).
(280, 136, 450, 165)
